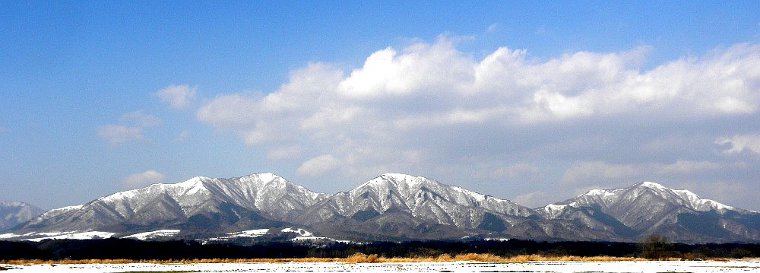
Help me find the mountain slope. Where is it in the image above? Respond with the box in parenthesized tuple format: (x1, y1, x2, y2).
(297, 173, 585, 241)
(301, 173, 535, 223)
(8, 173, 760, 243)
(0, 201, 43, 231)
(540, 182, 760, 242)
(19, 173, 326, 234)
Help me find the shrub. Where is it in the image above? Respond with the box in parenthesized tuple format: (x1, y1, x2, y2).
(640, 235, 674, 260)
(345, 253, 380, 263)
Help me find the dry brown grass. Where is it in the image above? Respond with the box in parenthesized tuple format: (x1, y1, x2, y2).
(0, 254, 704, 265)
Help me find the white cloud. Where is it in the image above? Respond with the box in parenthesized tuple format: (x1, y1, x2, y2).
(197, 93, 260, 129)
(156, 84, 197, 109)
(195, 38, 760, 188)
(562, 160, 730, 186)
(658, 160, 722, 174)
(98, 111, 161, 144)
(197, 63, 344, 146)
(296, 154, 339, 177)
(512, 191, 556, 208)
(97, 125, 143, 144)
(121, 170, 166, 189)
(716, 134, 760, 155)
(120, 111, 161, 127)
(336, 39, 473, 100)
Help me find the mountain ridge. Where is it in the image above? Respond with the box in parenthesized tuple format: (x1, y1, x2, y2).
(5, 173, 760, 243)
(540, 181, 760, 242)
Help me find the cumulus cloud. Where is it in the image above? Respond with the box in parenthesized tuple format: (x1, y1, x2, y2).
(716, 134, 760, 155)
(195, 37, 760, 194)
(156, 84, 197, 109)
(97, 125, 144, 144)
(98, 110, 161, 144)
(296, 154, 339, 177)
(121, 170, 166, 189)
(512, 191, 555, 208)
(98, 111, 162, 144)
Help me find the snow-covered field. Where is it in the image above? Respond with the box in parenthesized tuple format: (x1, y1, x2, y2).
(2, 260, 759, 273)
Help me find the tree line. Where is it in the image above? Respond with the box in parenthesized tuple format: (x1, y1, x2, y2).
(0, 237, 758, 261)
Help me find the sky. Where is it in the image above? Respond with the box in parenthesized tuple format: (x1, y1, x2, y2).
(2, 1, 760, 211)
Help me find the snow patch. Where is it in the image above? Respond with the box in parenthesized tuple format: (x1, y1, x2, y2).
(123, 229, 180, 240)
(672, 189, 735, 212)
(281, 227, 312, 237)
(40, 204, 83, 218)
(226, 229, 270, 238)
(640, 181, 668, 191)
(205, 229, 271, 242)
(100, 189, 140, 202)
(542, 204, 567, 218)
(25, 231, 116, 242)
(0, 233, 21, 239)
(584, 189, 618, 198)
(290, 236, 352, 243)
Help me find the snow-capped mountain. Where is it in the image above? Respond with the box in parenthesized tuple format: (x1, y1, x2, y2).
(6, 173, 760, 243)
(19, 173, 326, 234)
(540, 182, 760, 242)
(297, 173, 540, 240)
(301, 173, 535, 225)
(294, 173, 619, 241)
(0, 201, 43, 231)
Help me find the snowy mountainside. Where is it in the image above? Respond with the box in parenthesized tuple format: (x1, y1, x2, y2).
(300, 173, 535, 228)
(18, 173, 325, 233)
(7, 173, 760, 243)
(296, 173, 580, 241)
(540, 182, 760, 242)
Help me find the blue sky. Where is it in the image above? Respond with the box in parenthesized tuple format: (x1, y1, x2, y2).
(2, 1, 760, 210)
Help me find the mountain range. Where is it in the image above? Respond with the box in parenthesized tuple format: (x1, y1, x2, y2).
(3, 173, 760, 243)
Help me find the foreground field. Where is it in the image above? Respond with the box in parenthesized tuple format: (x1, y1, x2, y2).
(2, 259, 759, 273)
(0, 253, 650, 264)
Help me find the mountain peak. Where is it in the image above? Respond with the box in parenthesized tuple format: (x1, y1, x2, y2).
(379, 172, 420, 180)
(574, 181, 670, 199)
(630, 181, 736, 212)
(568, 181, 737, 213)
(671, 189, 735, 212)
(239, 172, 281, 181)
(358, 173, 431, 190)
(378, 173, 427, 183)
(636, 181, 668, 191)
